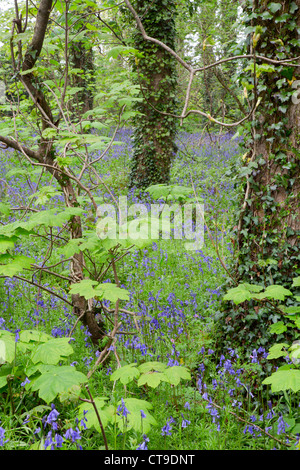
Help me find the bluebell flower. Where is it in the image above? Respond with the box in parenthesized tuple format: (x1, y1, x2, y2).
(0, 427, 8, 447)
(181, 414, 191, 428)
(277, 415, 290, 435)
(161, 421, 172, 436)
(64, 427, 81, 443)
(43, 404, 59, 430)
(117, 398, 130, 418)
(55, 433, 64, 448)
(21, 377, 30, 387)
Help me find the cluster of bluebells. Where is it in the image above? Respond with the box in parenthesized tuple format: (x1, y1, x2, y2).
(36, 404, 86, 450)
(137, 434, 149, 450)
(161, 416, 176, 436)
(117, 398, 130, 418)
(196, 345, 297, 446)
(0, 426, 9, 448)
(2, 129, 297, 451)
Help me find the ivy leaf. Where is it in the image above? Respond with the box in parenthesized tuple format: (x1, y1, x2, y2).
(29, 365, 87, 403)
(262, 368, 300, 393)
(268, 2, 282, 14)
(30, 338, 74, 365)
(280, 67, 294, 81)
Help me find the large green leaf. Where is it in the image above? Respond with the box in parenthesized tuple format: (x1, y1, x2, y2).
(110, 364, 140, 385)
(0, 236, 16, 254)
(137, 371, 169, 389)
(262, 368, 300, 392)
(70, 280, 129, 303)
(162, 366, 191, 386)
(223, 284, 253, 304)
(138, 362, 168, 374)
(0, 255, 34, 277)
(94, 283, 130, 303)
(0, 208, 84, 236)
(30, 337, 74, 365)
(147, 184, 193, 203)
(29, 365, 87, 403)
(116, 398, 157, 433)
(254, 284, 293, 301)
(19, 329, 52, 344)
(267, 342, 289, 360)
(77, 397, 114, 431)
(0, 331, 17, 363)
(0, 203, 11, 216)
(69, 279, 98, 300)
(292, 276, 300, 287)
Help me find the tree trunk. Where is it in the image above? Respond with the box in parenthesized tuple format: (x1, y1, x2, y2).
(70, 39, 95, 117)
(221, 0, 300, 351)
(236, 0, 300, 285)
(44, 154, 105, 346)
(129, 0, 178, 189)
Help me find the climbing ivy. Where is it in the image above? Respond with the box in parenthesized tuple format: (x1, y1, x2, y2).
(215, 0, 300, 355)
(129, 0, 178, 189)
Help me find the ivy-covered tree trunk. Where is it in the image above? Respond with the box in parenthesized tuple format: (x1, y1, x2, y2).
(129, 0, 178, 189)
(237, 0, 300, 284)
(223, 0, 300, 350)
(69, 5, 96, 118)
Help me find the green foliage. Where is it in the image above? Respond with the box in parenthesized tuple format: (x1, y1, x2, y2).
(146, 184, 195, 203)
(110, 361, 191, 388)
(69, 280, 130, 303)
(223, 275, 300, 395)
(129, 0, 178, 189)
(0, 329, 87, 404)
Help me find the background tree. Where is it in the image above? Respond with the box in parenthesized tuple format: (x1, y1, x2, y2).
(68, 1, 97, 118)
(129, 0, 178, 189)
